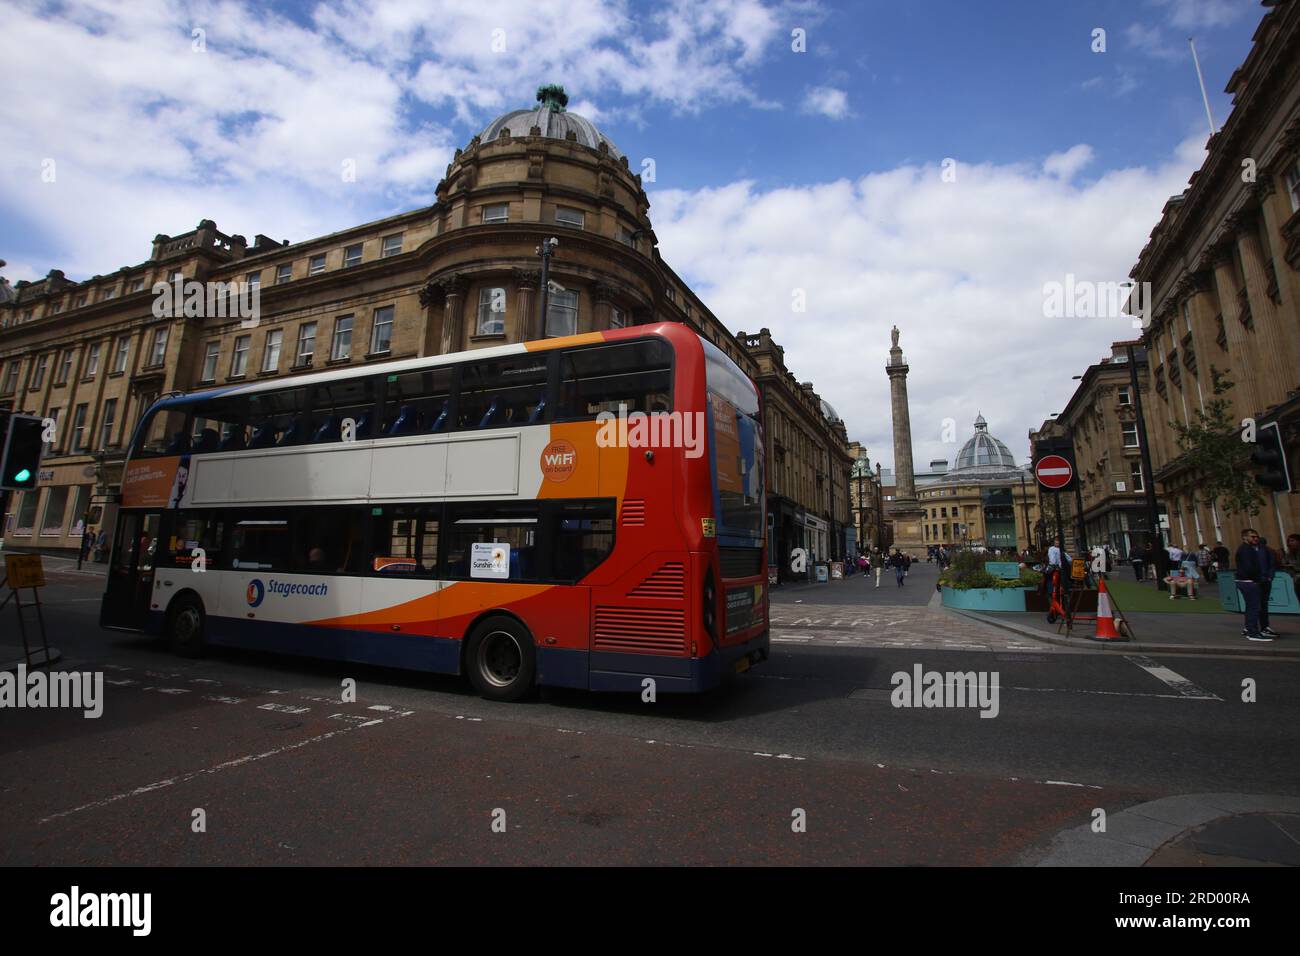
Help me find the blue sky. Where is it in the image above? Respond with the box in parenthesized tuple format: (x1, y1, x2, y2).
(0, 0, 1268, 470)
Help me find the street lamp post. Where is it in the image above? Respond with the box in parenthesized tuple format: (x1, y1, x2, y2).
(536, 237, 558, 339)
(1125, 344, 1167, 589)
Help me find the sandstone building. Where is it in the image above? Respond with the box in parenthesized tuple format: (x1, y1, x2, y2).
(0, 87, 853, 563)
(1127, 1, 1300, 552)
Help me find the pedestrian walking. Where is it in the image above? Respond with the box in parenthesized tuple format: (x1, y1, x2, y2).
(874, 551, 883, 588)
(1198, 543, 1214, 582)
(1235, 528, 1278, 641)
(890, 548, 906, 587)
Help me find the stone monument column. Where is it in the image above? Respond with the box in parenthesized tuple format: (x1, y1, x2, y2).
(885, 326, 927, 551)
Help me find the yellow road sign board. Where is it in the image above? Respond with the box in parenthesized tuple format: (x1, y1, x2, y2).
(5, 553, 46, 589)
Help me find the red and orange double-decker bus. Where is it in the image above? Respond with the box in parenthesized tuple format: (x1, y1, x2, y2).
(100, 323, 768, 699)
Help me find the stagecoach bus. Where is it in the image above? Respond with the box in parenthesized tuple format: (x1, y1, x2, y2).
(100, 323, 768, 700)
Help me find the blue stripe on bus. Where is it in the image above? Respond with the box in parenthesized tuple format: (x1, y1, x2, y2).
(144, 614, 768, 693)
(159, 612, 464, 674)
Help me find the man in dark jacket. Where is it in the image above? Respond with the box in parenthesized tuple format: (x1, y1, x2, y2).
(1235, 528, 1277, 641)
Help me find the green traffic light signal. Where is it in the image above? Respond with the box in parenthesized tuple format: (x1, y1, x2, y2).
(1, 414, 45, 491)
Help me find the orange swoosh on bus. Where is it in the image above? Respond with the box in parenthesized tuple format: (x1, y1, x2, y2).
(304, 583, 553, 631)
(523, 331, 606, 351)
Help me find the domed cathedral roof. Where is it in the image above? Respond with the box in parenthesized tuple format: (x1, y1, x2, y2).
(942, 413, 1020, 479)
(480, 84, 624, 160)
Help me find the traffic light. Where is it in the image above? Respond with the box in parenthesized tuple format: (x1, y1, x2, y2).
(1251, 422, 1292, 493)
(1, 413, 44, 491)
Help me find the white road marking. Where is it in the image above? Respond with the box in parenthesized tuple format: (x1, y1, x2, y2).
(1125, 655, 1222, 700)
(203, 695, 243, 704)
(258, 702, 310, 714)
(38, 724, 367, 824)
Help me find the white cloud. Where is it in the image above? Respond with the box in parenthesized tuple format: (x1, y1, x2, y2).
(1043, 145, 1095, 180)
(649, 136, 1209, 474)
(801, 86, 851, 120)
(1152, 0, 1251, 31)
(1125, 22, 1183, 60)
(0, 0, 808, 280)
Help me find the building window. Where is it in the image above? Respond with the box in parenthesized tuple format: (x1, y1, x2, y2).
(275, 264, 292, 285)
(147, 326, 168, 366)
(262, 329, 282, 372)
(231, 335, 250, 376)
(331, 316, 353, 360)
(343, 244, 363, 268)
(74, 294, 87, 308)
(30, 354, 48, 390)
(370, 306, 394, 353)
(1122, 422, 1139, 448)
(308, 254, 326, 276)
(101, 286, 117, 301)
(555, 207, 585, 229)
(100, 398, 117, 449)
(246, 270, 261, 290)
(476, 287, 506, 336)
(297, 322, 317, 366)
(49, 301, 63, 314)
(1286, 159, 1300, 214)
(381, 233, 403, 258)
(54, 350, 73, 386)
(619, 229, 636, 247)
(71, 403, 89, 451)
(40, 486, 70, 537)
(1130, 462, 1144, 493)
(85, 343, 100, 378)
(1118, 385, 1131, 406)
(545, 289, 578, 337)
(129, 278, 145, 293)
(113, 336, 130, 374)
(1, 360, 19, 395)
(482, 203, 509, 224)
(200, 341, 219, 382)
(610, 305, 626, 329)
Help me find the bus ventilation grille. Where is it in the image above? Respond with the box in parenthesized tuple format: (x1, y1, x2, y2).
(628, 562, 685, 599)
(620, 500, 646, 526)
(594, 607, 686, 654)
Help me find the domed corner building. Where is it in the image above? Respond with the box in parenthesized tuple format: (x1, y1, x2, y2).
(421, 83, 748, 373)
(914, 414, 1042, 551)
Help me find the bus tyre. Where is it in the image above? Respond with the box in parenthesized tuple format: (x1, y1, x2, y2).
(465, 617, 536, 702)
(168, 596, 206, 658)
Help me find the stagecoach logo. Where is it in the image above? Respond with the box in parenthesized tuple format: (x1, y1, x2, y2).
(246, 579, 266, 607)
(540, 439, 577, 482)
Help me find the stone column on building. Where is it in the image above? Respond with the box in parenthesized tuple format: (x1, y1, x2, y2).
(884, 325, 926, 550)
(592, 282, 617, 333)
(1207, 245, 1263, 418)
(435, 274, 469, 355)
(1233, 206, 1300, 408)
(512, 269, 539, 343)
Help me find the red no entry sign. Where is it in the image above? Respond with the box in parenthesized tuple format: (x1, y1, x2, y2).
(1036, 454, 1073, 490)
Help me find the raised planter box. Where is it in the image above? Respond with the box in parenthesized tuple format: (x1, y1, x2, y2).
(1218, 571, 1300, 615)
(941, 586, 1029, 612)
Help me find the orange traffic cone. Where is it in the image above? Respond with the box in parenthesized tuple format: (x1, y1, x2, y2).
(1092, 578, 1126, 641)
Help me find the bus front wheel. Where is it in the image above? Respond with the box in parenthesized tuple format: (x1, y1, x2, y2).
(167, 596, 206, 658)
(465, 616, 536, 702)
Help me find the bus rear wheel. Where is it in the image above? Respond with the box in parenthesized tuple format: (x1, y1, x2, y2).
(465, 616, 536, 702)
(167, 596, 206, 658)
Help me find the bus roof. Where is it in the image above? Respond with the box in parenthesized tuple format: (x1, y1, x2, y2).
(147, 322, 705, 411)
